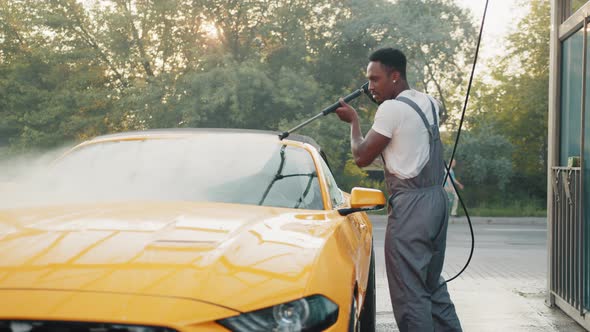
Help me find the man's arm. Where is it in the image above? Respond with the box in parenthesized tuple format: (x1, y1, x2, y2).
(350, 125, 390, 167)
(336, 99, 390, 168)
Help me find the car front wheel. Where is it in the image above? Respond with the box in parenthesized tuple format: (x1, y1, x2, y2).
(359, 244, 376, 331)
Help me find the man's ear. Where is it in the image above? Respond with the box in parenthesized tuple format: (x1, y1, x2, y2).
(390, 70, 401, 82)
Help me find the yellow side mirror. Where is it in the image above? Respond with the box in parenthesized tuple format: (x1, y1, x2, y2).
(338, 187, 386, 216)
(350, 187, 386, 208)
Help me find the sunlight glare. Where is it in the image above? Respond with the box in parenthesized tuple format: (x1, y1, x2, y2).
(201, 22, 219, 39)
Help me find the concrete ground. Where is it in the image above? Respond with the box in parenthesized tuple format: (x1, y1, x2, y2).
(370, 215, 587, 332)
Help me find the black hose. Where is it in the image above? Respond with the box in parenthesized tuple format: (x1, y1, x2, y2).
(438, 0, 489, 288)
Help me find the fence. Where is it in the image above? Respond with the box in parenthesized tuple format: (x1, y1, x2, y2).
(551, 167, 585, 315)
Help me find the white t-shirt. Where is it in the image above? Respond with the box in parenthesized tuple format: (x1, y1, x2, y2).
(370, 89, 441, 179)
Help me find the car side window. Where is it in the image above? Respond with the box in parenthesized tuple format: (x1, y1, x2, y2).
(318, 156, 344, 208)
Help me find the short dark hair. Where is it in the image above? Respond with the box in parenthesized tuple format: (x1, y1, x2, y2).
(369, 48, 407, 79)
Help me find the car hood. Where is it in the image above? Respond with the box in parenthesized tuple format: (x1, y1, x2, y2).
(0, 201, 338, 312)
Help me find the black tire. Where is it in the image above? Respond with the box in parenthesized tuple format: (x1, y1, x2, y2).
(359, 244, 376, 332)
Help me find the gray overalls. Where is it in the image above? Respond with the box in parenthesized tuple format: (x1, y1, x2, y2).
(383, 96, 462, 332)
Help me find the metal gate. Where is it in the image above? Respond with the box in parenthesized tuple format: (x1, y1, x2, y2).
(551, 167, 585, 315)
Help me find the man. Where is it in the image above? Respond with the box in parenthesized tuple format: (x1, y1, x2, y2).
(335, 47, 462, 332)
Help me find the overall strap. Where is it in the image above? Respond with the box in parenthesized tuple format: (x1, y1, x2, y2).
(396, 96, 441, 185)
(396, 96, 437, 135)
(427, 97, 439, 127)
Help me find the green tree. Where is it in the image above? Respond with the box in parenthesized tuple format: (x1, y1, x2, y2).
(315, 0, 477, 125)
(444, 120, 514, 199)
(0, 0, 113, 150)
(0, 0, 478, 196)
(467, 0, 549, 202)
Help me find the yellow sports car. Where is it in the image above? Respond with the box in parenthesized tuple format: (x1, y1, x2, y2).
(0, 129, 385, 332)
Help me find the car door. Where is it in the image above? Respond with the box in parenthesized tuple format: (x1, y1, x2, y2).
(315, 153, 372, 281)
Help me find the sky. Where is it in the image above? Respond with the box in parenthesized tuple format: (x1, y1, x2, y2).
(455, 0, 530, 61)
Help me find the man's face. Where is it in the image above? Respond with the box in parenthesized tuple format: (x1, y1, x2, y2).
(366, 61, 396, 104)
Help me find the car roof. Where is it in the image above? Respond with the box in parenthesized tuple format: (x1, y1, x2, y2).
(90, 128, 323, 151)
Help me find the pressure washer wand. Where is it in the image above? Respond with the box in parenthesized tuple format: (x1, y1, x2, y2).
(278, 82, 370, 140)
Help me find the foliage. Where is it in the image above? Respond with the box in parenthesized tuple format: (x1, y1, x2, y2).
(454, 199, 546, 217)
(0, 0, 553, 215)
(460, 0, 549, 205)
(4, 0, 480, 187)
(446, 122, 514, 188)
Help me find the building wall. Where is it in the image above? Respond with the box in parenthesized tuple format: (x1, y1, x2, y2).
(549, 0, 590, 328)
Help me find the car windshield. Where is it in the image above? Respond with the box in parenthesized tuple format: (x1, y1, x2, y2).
(24, 132, 324, 210)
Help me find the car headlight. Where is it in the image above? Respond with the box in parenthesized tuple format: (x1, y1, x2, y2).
(217, 294, 338, 332)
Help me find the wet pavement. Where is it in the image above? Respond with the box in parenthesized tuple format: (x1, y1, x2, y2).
(370, 215, 587, 332)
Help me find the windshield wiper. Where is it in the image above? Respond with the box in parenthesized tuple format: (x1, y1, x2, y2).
(294, 171, 317, 208)
(258, 146, 317, 208)
(259, 145, 287, 206)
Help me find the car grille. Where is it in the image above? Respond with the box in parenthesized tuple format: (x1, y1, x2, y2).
(0, 320, 177, 332)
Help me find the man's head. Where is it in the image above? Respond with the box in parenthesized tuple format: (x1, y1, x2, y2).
(366, 48, 408, 103)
